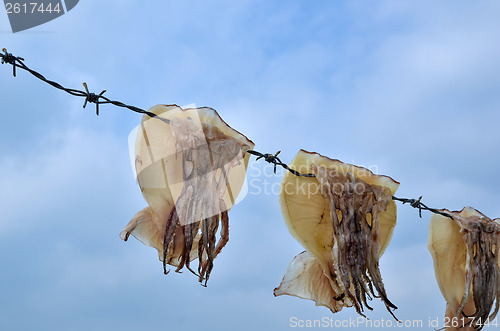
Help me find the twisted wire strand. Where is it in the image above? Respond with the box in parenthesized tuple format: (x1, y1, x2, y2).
(1, 48, 453, 220)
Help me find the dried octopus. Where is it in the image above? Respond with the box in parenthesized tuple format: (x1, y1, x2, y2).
(275, 150, 399, 319)
(312, 164, 398, 319)
(429, 207, 500, 330)
(121, 105, 254, 285)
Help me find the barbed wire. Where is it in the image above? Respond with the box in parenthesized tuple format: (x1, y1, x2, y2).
(0, 48, 169, 123)
(1, 48, 454, 221)
(249, 150, 453, 219)
(246, 150, 316, 177)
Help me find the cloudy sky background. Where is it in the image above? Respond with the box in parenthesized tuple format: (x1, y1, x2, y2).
(1, 1, 500, 330)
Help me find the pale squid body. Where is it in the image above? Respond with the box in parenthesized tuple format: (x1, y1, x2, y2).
(120, 105, 254, 284)
(428, 207, 500, 330)
(275, 150, 400, 319)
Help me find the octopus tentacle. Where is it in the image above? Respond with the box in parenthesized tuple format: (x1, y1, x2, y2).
(163, 207, 180, 275)
(199, 216, 214, 285)
(214, 210, 229, 257)
(178, 220, 201, 276)
(197, 214, 220, 285)
(204, 214, 220, 283)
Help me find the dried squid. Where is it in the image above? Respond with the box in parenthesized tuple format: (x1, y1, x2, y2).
(275, 150, 399, 319)
(120, 105, 254, 284)
(428, 207, 500, 330)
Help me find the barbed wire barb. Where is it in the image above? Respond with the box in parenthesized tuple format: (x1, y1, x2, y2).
(391, 196, 453, 219)
(1, 48, 23, 76)
(82, 82, 106, 116)
(247, 150, 316, 177)
(1, 48, 455, 222)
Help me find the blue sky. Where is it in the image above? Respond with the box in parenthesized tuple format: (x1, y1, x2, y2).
(1, 1, 500, 330)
